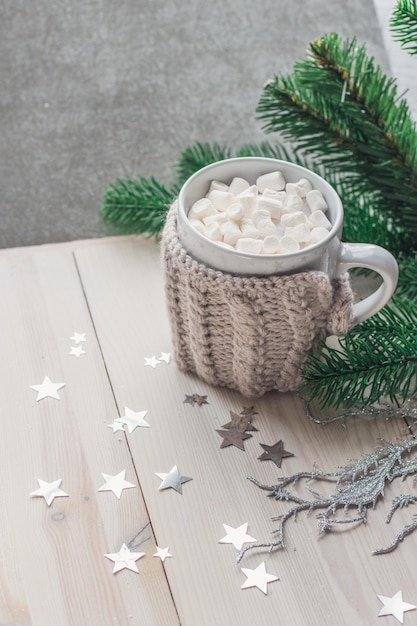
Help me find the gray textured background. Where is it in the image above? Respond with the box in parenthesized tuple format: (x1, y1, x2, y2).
(1, 1, 390, 248)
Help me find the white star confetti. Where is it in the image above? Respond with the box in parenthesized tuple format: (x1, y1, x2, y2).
(155, 465, 193, 494)
(219, 523, 257, 550)
(107, 419, 126, 433)
(30, 478, 69, 506)
(98, 470, 136, 499)
(158, 352, 171, 364)
(69, 332, 86, 344)
(69, 345, 86, 358)
(144, 356, 160, 368)
(378, 590, 417, 623)
(105, 543, 145, 574)
(118, 407, 150, 433)
(29, 376, 66, 401)
(153, 546, 173, 562)
(241, 562, 279, 594)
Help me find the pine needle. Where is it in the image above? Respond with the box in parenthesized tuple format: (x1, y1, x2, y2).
(390, 0, 417, 55)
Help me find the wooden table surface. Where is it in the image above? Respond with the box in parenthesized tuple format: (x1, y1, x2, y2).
(1, 235, 415, 626)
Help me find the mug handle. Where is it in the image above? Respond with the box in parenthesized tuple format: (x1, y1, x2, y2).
(336, 243, 399, 325)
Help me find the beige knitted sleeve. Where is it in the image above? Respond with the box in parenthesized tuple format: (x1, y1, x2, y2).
(161, 202, 354, 397)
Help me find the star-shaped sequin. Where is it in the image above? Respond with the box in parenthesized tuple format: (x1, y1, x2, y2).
(30, 478, 69, 506)
(153, 546, 173, 562)
(219, 523, 257, 550)
(144, 356, 160, 368)
(98, 470, 136, 499)
(158, 352, 171, 364)
(107, 419, 126, 433)
(118, 407, 150, 433)
(29, 376, 66, 401)
(216, 428, 252, 451)
(258, 440, 294, 468)
(377, 591, 417, 623)
(105, 543, 145, 573)
(69, 345, 86, 358)
(155, 465, 193, 494)
(221, 410, 257, 432)
(241, 562, 279, 594)
(70, 332, 86, 344)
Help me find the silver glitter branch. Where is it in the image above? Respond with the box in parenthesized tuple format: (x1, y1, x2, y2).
(238, 437, 417, 562)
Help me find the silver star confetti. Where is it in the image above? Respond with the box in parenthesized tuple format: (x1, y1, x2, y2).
(377, 591, 417, 623)
(144, 356, 160, 368)
(118, 407, 150, 433)
(30, 478, 69, 506)
(105, 543, 145, 574)
(219, 523, 257, 550)
(98, 470, 136, 499)
(107, 419, 126, 433)
(29, 376, 66, 401)
(158, 352, 171, 364)
(153, 546, 173, 562)
(155, 465, 193, 494)
(69, 345, 86, 358)
(240, 562, 279, 594)
(70, 332, 86, 344)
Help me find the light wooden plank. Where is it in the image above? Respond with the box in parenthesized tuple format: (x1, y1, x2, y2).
(75, 236, 416, 626)
(0, 244, 178, 625)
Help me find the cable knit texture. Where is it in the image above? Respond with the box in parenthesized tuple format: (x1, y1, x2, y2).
(161, 202, 354, 397)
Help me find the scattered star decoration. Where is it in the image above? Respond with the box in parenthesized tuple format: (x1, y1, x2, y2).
(69, 345, 86, 358)
(118, 407, 150, 433)
(183, 393, 209, 407)
(105, 544, 145, 574)
(155, 465, 193, 494)
(70, 332, 86, 344)
(98, 470, 136, 499)
(30, 478, 69, 506)
(216, 428, 252, 451)
(29, 376, 66, 401)
(240, 562, 279, 594)
(258, 440, 294, 468)
(153, 546, 173, 562)
(107, 419, 126, 433)
(377, 591, 417, 623)
(159, 352, 171, 364)
(219, 523, 257, 550)
(144, 356, 160, 368)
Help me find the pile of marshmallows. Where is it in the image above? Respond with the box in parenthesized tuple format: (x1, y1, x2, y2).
(186, 170, 332, 255)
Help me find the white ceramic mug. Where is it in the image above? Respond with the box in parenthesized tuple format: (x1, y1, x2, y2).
(177, 157, 398, 325)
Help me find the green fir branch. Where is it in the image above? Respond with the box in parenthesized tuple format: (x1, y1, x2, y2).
(390, 0, 417, 55)
(101, 176, 175, 236)
(173, 142, 233, 187)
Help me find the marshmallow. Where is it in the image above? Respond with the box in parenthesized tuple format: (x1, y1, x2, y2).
(280, 211, 307, 228)
(203, 222, 222, 241)
(228, 177, 250, 195)
(310, 227, 330, 243)
(236, 238, 263, 254)
(240, 218, 261, 239)
(207, 190, 236, 212)
(308, 210, 332, 230)
(237, 185, 258, 217)
(262, 189, 287, 202)
(257, 196, 284, 220)
(306, 189, 328, 212)
(252, 209, 276, 236)
(262, 235, 280, 254)
(202, 212, 228, 226)
(226, 202, 244, 222)
(221, 221, 242, 246)
(256, 171, 286, 192)
(278, 236, 300, 253)
(208, 180, 229, 193)
(188, 198, 217, 220)
(285, 223, 311, 243)
(286, 178, 313, 197)
(189, 218, 205, 234)
(282, 194, 303, 213)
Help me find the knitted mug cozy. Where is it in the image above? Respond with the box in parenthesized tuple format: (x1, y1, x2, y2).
(161, 202, 354, 398)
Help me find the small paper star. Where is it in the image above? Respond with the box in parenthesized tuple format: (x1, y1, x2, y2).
(69, 345, 86, 358)
(258, 440, 294, 468)
(158, 352, 171, 364)
(155, 465, 193, 494)
(98, 470, 136, 499)
(219, 523, 257, 550)
(153, 546, 173, 562)
(222, 410, 257, 432)
(29, 376, 66, 401)
(30, 478, 69, 506)
(105, 543, 145, 574)
(377, 591, 417, 623)
(216, 428, 252, 451)
(70, 332, 86, 344)
(144, 356, 160, 368)
(118, 407, 150, 433)
(107, 419, 126, 433)
(241, 562, 279, 594)
(183, 394, 197, 406)
(193, 394, 208, 406)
